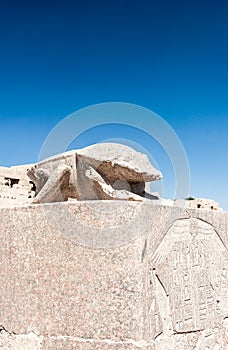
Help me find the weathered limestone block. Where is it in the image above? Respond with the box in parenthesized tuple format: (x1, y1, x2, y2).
(0, 201, 227, 349)
(27, 143, 162, 203)
(0, 164, 35, 207)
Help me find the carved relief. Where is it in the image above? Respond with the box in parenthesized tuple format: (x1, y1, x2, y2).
(153, 218, 228, 333)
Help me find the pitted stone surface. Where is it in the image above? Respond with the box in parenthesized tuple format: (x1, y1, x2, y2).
(0, 201, 227, 349)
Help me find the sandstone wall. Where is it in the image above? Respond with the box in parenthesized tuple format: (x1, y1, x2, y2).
(0, 201, 227, 349)
(0, 165, 35, 207)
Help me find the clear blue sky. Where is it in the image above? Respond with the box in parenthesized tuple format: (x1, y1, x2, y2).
(0, 1, 228, 210)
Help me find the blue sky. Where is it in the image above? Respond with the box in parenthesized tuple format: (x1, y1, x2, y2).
(0, 1, 228, 210)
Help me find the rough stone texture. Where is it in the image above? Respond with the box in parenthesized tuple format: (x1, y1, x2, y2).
(27, 143, 162, 203)
(76, 143, 162, 183)
(78, 163, 144, 201)
(42, 337, 151, 349)
(0, 201, 227, 349)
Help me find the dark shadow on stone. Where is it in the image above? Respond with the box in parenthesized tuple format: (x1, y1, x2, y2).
(143, 192, 160, 200)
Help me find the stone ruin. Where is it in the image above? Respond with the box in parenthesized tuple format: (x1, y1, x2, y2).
(0, 164, 35, 207)
(188, 198, 222, 211)
(0, 143, 227, 349)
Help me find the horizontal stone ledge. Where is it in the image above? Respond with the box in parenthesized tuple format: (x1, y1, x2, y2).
(0, 200, 226, 249)
(0, 331, 154, 350)
(0, 200, 172, 249)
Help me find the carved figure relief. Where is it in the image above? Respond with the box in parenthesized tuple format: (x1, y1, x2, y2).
(153, 218, 228, 333)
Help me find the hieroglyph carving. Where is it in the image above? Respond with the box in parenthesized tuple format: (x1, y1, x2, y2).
(153, 218, 228, 333)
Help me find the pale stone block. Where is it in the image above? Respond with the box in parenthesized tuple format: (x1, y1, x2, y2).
(0, 201, 227, 349)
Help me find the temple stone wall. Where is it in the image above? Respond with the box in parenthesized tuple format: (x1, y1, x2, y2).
(0, 165, 35, 207)
(188, 198, 222, 211)
(0, 201, 227, 349)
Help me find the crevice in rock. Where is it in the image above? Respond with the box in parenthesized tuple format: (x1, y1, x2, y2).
(173, 329, 202, 335)
(154, 331, 163, 341)
(155, 273, 169, 297)
(0, 325, 16, 335)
